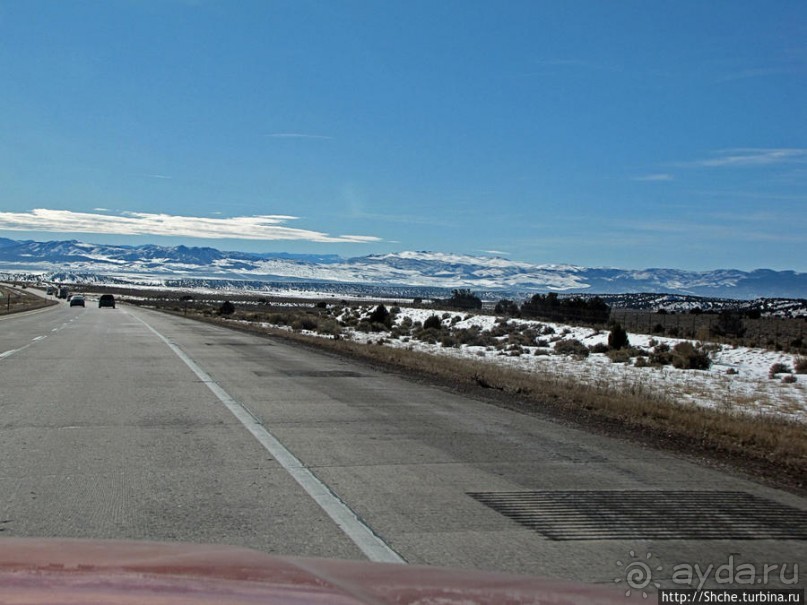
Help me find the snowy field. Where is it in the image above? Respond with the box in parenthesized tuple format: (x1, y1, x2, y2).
(256, 305, 807, 424)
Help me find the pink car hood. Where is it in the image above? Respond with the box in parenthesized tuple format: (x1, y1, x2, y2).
(0, 538, 640, 604)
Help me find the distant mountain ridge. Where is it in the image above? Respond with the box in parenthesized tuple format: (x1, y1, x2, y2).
(0, 238, 804, 299)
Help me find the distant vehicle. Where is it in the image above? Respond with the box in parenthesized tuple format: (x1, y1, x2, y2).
(46, 286, 55, 295)
(58, 286, 69, 299)
(99, 294, 116, 309)
(69, 295, 85, 307)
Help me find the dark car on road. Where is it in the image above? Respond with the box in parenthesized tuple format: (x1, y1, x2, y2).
(98, 294, 116, 309)
(69, 295, 85, 307)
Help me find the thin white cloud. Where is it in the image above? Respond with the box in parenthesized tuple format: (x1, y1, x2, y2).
(621, 217, 806, 244)
(145, 174, 173, 180)
(266, 133, 333, 140)
(717, 67, 795, 83)
(632, 173, 674, 182)
(0, 209, 380, 243)
(691, 148, 807, 168)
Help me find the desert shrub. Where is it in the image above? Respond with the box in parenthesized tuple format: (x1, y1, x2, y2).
(490, 321, 511, 338)
(368, 304, 391, 327)
(291, 316, 318, 331)
(671, 342, 711, 370)
(454, 326, 495, 347)
(795, 357, 807, 374)
(414, 327, 442, 345)
(441, 334, 457, 348)
(506, 331, 533, 347)
(520, 328, 542, 344)
(589, 342, 609, 354)
(506, 344, 524, 356)
(423, 315, 442, 330)
(218, 300, 236, 316)
(650, 343, 672, 366)
(782, 374, 798, 384)
(607, 349, 632, 364)
(768, 363, 791, 378)
(316, 319, 342, 337)
(608, 323, 630, 350)
(553, 339, 590, 357)
(634, 356, 649, 368)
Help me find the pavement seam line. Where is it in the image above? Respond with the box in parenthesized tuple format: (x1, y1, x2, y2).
(132, 311, 406, 565)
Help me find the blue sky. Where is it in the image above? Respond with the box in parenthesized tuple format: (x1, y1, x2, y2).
(1, 1, 805, 271)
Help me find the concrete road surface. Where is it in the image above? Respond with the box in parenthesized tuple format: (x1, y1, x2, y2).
(1, 301, 804, 592)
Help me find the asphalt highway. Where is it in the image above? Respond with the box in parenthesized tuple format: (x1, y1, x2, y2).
(0, 298, 804, 590)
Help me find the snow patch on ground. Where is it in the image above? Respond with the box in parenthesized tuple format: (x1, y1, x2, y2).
(286, 305, 807, 423)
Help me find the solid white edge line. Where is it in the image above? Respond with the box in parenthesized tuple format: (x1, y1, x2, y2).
(132, 311, 406, 565)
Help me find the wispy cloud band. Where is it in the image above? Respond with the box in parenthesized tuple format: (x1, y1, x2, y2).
(632, 173, 674, 182)
(266, 133, 333, 140)
(692, 148, 807, 168)
(0, 209, 380, 243)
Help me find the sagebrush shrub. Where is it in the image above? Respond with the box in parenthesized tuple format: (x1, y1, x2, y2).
(218, 300, 236, 316)
(423, 315, 442, 330)
(671, 342, 711, 370)
(553, 339, 590, 357)
(607, 349, 632, 364)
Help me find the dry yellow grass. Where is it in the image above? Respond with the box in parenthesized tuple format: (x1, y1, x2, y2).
(0, 285, 58, 315)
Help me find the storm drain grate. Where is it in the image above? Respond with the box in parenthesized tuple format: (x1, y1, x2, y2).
(254, 370, 364, 378)
(468, 490, 807, 541)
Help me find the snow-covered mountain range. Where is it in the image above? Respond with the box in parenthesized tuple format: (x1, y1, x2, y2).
(0, 238, 805, 299)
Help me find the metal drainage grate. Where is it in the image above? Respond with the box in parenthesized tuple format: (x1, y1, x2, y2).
(468, 490, 807, 541)
(254, 370, 364, 378)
